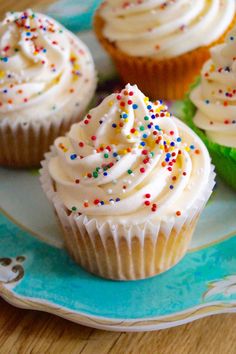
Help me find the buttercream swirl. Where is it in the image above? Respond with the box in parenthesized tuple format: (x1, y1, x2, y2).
(191, 28, 236, 148)
(0, 9, 96, 122)
(99, 0, 235, 59)
(48, 84, 211, 224)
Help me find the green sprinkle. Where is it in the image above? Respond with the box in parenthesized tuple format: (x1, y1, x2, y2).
(71, 206, 77, 212)
(150, 152, 154, 157)
(104, 153, 109, 158)
(127, 169, 133, 175)
(139, 126, 145, 131)
(144, 116, 149, 121)
(93, 171, 98, 178)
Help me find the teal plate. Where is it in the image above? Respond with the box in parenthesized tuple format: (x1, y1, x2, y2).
(0, 20, 236, 330)
(0, 167, 236, 331)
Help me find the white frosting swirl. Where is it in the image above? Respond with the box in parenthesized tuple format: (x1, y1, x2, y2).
(48, 84, 211, 224)
(191, 27, 236, 148)
(99, 0, 235, 59)
(0, 9, 96, 122)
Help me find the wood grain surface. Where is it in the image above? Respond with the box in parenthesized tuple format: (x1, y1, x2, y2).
(0, 1, 236, 354)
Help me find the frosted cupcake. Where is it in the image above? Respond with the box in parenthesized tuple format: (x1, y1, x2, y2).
(41, 84, 215, 280)
(94, 0, 235, 100)
(0, 9, 96, 168)
(184, 28, 236, 191)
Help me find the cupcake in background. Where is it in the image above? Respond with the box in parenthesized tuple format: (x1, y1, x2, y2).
(184, 27, 236, 191)
(41, 83, 215, 280)
(94, 0, 235, 100)
(0, 9, 96, 168)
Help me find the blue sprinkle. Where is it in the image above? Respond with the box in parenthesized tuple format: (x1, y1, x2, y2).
(112, 123, 117, 128)
(113, 152, 118, 157)
(170, 142, 175, 146)
(3, 89, 7, 93)
(140, 142, 146, 146)
(143, 134, 148, 139)
(170, 185, 174, 190)
(116, 198, 120, 202)
(230, 36, 234, 41)
(70, 154, 77, 160)
(190, 145, 195, 150)
(151, 114, 155, 119)
(99, 120, 103, 124)
(165, 158, 170, 162)
(43, 49, 47, 53)
(147, 124, 152, 129)
(100, 201, 104, 205)
(3, 57, 8, 62)
(132, 104, 138, 109)
(103, 172, 108, 176)
(122, 113, 128, 118)
(147, 105, 152, 110)
(155, 125, 160, 130)
(26, 32, 31, 36)
(177, 137, 182, 142)
(166, 153, 171, 158)
(205, 100, 210, 104)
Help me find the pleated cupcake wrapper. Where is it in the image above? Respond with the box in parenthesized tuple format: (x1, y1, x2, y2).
(94, 13, 236, 101)
(0, 84, 96, 168)
(183, 81, 236, 191)
(40, 148, 215, 280)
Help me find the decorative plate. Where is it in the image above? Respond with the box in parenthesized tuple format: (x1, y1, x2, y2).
(0, 24, 236, 331)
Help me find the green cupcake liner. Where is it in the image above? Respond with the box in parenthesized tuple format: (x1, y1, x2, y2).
(182, 79, 236, 191)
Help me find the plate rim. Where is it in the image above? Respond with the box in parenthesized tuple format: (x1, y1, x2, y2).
(1, 282, 236, 332)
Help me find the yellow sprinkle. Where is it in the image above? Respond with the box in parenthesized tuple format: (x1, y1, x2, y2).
(124, 118, 128, 123)
(185, 147, 190, 152)
(126, 135, 131, 139)
(116, 128, 121, 134)
(134, 131, 139, 136)
(63, 148, 68, 152)
(108, 101, 114, 106)
(0, 71, 5, 79)
(159, 145, 164, 150)
(73, 64, 80, 70)
(210, 64, 215, 72)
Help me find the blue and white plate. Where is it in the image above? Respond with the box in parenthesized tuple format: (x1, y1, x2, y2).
(0, 7, 236, 330)
(0, 166, 236, 331)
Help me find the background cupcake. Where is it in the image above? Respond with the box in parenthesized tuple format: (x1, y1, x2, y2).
(0, 9, 96, 168)
(41, 84, 215, 280)
(184, 27, 236, 191)
(94, 0, 235, 100)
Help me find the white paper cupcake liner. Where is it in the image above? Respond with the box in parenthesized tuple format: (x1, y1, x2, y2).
(40, 148, 216, 280)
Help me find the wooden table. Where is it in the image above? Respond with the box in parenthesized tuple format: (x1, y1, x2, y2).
(0, 1, 236, 353)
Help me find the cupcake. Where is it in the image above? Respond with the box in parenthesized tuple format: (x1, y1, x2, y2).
(0, 9, 96, 168)
(41, 84, 215, 280)
(185, 27, 236, 191)
(94, 0, 235, 100)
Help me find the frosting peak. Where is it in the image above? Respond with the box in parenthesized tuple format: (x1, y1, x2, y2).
(191, 27, 236, 148)
(49, 84, 211, 224)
